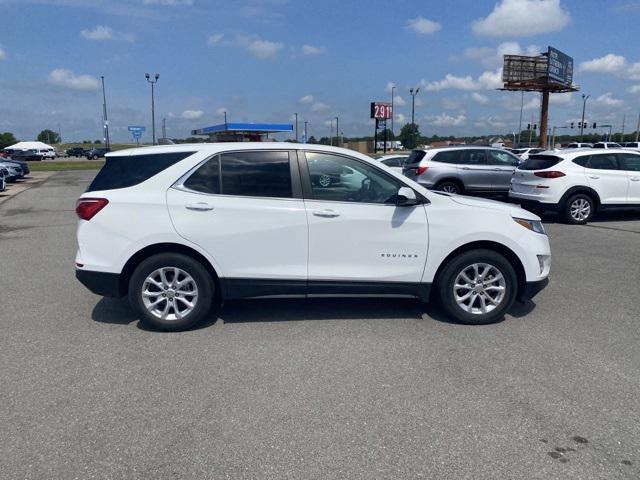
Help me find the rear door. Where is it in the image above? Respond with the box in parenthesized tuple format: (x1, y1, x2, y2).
(585, 153, 629, 204)
(167, 150, 309, 281)
(456, 149, 493, 191)
(619, 153, 640, 204)
(486, 149, 520, 191)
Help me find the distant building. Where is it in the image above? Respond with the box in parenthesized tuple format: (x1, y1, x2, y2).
(191, 123, 293, 142)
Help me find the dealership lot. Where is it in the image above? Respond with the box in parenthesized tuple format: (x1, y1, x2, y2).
(1, 170, 639, 479)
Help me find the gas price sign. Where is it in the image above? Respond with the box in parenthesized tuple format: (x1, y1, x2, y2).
(370, 102, 393, 120)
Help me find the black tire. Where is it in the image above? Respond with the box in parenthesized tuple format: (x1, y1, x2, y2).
(436, 249, 518, 325)
(128, 253, 214, 331)
(436, 180, 463, 194)
(563, 193, 595, 225)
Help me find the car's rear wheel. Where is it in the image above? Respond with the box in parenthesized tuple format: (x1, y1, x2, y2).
(437, 249, 517, 325)
(436, 180, 463, 194)
(563, 193, 594, 225)
(128, 253, 214, 331)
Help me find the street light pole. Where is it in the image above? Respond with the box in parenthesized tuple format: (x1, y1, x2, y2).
(294, 112, 298, 142)
(391, 85, 396, 142)
(409, 87, 420, 126)
(335, 116, 339, 147)
(101, 76, 110, 149)
(145, 73, 160, 145)
(517, 91, 524, 146)
(304, 121, 308, 144)
(162, 118, 167, 139)
(580, 93, 590, 142)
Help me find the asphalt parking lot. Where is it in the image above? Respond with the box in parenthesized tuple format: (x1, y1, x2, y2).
(1, 170, 639, 479)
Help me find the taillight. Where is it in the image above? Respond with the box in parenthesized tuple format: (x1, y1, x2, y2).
(534, 171, 565, 178)
(76, 198, 109, 220)
(416, 166, 428, 175)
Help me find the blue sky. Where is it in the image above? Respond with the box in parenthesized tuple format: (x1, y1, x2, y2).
(1, 0, 640, 143)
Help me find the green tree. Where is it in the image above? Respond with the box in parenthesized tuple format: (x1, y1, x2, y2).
(307, 136, 318, 144)
(0, 132, 18, 149)
(94, 139, 102, 144)
(36, 129, 61, 144)
(398, 123, 421, 150)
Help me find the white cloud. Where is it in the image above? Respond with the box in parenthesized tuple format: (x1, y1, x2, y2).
(475, 116, 506, 129)
(207, 33, 224, 45)
(181, 110, 204, 120)
(407, 16, 441, 36)
(301, 44, 326, 55)
(550, 92, 573, 105)
(628, 85, 640, 94)
(580, 53, 626, 74)
(299, 94, 314, 104)
(421, 68, 502, 91)
(143, 0, 193, 5)
(0, 47, 5, 60)
(395, 113, 407, 124)
(247, 39, 283, 59)
(471, 92, 489, 104)
(463, 42, 542, 68)
(595, 92, 623, 107)
(473, 0, 570, 37)
(311, 102, 330, 113)
(215, 107, 228, 116)
(47, 69, 100, 91)
(393, 95, 407, 106)
(207, 33, 283, 59)
(80, 25, 135, 42)
(427, 113, 467, 127)
(385, 81, 396, 93)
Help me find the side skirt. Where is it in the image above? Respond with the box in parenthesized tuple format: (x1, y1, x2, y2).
(222, 278, 431, 302)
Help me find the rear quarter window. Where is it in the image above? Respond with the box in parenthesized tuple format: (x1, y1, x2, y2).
(572, 155, 590, 167)
(405, 150, 427, 166)
(518, 155, 561, 170)
(86, 151, 195, 192)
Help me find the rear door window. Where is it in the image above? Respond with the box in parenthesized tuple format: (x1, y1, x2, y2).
(519, 155, 561, 170)
(220, 151, 292, 198)
(87, 151, 195, 192)
(487, 150, 519, 166)
(587, 154, 620, 170)
(619, 153, 640, 171)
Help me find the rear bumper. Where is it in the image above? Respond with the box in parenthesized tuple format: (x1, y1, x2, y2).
(520, 277, 549, 301)
(509, 196, 561, 213)
(76, 269, 123, 297)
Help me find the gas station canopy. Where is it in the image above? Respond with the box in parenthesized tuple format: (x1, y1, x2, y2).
(191, 123, 293, 142)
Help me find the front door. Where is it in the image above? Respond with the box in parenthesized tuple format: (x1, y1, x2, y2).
(167, 150, 308, 281)
(486, 149, 520, 191)
(300, 151, 429, 284)
(619, 153, 640, 204)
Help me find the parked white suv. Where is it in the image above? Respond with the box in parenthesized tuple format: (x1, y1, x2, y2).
(509, 149, 640, 224)
(76, 143, 550, 331)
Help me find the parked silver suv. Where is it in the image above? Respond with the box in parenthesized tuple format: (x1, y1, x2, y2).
(402, 146, 521, 194)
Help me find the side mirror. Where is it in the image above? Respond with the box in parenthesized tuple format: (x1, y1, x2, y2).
(397, 186, 419, 206)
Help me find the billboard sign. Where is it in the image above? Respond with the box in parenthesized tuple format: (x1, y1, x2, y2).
(370, 102, 393, 120)
(546, 47, 573, 86)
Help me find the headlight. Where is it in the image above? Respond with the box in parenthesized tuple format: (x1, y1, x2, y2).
(513, 217, 546, 235)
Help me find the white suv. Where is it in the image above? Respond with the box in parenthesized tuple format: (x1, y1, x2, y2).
(76, 143, 550, 331)
(510, 149, 640, 224)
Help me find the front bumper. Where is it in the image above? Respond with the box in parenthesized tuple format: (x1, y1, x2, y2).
(76, 269, 123, 297)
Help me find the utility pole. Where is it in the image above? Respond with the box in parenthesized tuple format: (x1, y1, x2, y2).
(101, 76, 110, 149)
(329, 120, 333, 146)
(636, 113, 640, 142)
(620, 113, 626, 143)
(145, 73, 160, 145)
(580, 93, 590, 142)
(57, 123, 62, 144)
(223, 111, 227, 126)
(517, 91, 524, 146)
(303, 121, 308, 144)
(162, 118, 167, 139)
(538, 90, 550, 149)
(334, 116, 339, 147)
(390, 85, 396, 143)
(294, 112, 298, 142)
(409, 87, 420, 125)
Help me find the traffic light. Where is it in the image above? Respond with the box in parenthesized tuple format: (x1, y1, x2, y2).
(527, 124, 531, 130)
(533, 124, 538, 130)
(592, 122, 597, 129)
(570, 122, 574, 129)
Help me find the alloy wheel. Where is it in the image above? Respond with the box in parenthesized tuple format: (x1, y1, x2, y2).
(453, 263, 506, 315)
(141, 267, 199, 321)
(569, 198, 591, 222)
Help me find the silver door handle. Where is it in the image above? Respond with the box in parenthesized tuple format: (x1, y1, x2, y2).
(631, 177, 640, 181)
(588, 175, 600, 179)
(312, 209, 340, 218)
(461, 167, 471, 170)
(186, 202, 214, 211)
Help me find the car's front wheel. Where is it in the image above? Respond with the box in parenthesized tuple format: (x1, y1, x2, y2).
(436, 249, 517, 325)
(128, 253, 215, 331)
(436, 180, 463, 194)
